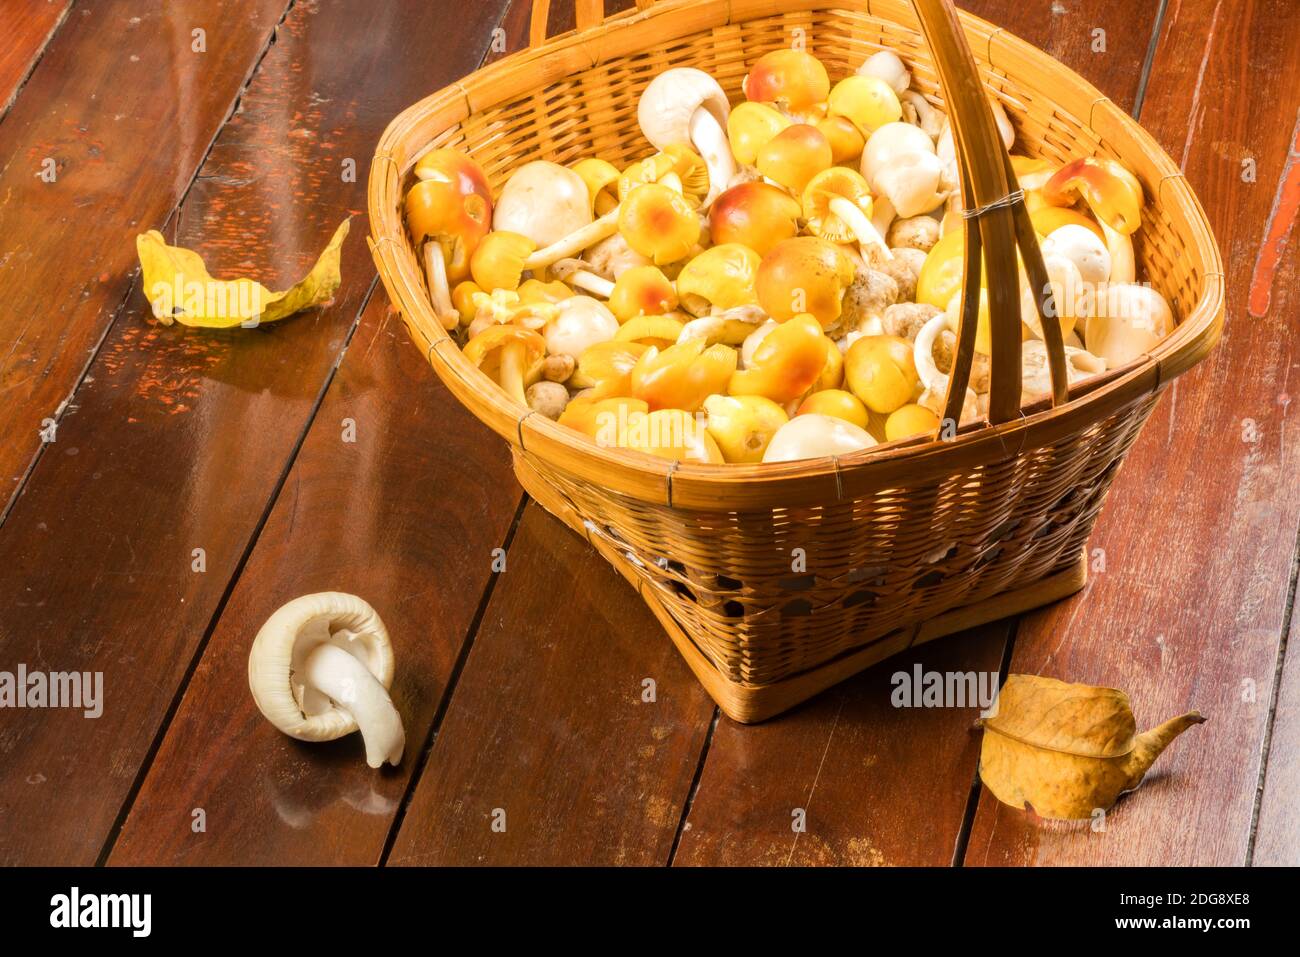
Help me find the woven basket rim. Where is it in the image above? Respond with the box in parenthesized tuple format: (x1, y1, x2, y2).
(368, 0, 1224, 511)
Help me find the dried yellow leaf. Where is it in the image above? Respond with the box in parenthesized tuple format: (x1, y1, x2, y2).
(136, 218, 349, 328)
(977, 674, 1205, 820)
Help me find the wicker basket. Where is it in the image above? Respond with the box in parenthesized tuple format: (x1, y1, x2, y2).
(369, 0, 1223, 722)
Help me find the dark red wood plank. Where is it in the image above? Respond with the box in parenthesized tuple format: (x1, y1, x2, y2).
(0, 0, 70, 119)
(676, 0, 1164, 867)
(1254, 604, 1300, 865)
(0, 0, 512, 866)
(0, 0, 289, 514)
(108, 293, 517, 866)
(966, 0, 1300, 866)
(673, 625, 1007, 866)
(387, 503, 716, 866)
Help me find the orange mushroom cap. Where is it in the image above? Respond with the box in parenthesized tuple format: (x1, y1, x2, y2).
(405, 149, 494, 282)
(756, 124, 833, 195)
(618, 183, 701, 266)
(744, 49, 831, 118)
(756, 236, 857, 329)
(1042, 157, 1144, 235)
(728, 314, 829, 403)
(709, 181, 802, 257)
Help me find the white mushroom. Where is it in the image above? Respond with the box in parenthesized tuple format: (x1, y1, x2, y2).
(248, 593, 404, 769)
(857, 50, 910, 95)
(545, 296, 619, 359)
(887, 215, 941, 252)
(526, 380, 570, 420)
(861, 123, 946, 217)
(1020, 340, 1107, 403)
(493, 161, 593, 248)
(762, 414, 877, 463)
(1020, 252, 1085, 341)
(638, 68, 736, 206)
(551, 257, 615, 298)
(899, 90, 943, 140)
(913, 311, 981, 425)
(1042, 224, 1111, 285)
(583, 232, 651, 280)
(1085, 283, 1174, 366)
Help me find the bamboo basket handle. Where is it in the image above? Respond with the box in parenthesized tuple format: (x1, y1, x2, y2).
(530, 0, 656, 47)
(911, 0, 1068, 425)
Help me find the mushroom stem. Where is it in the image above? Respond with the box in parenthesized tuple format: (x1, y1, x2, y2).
(913, 311, 947, 394)
(561, 268, 615, 298)
(499, 339, 529, 406)
(422, 241, 458, 330)
(300, 643, 404, 769)
(690, 106, 738, 207)
(829, 196, 894, 261)
(524, 211, 620, 271)
(1101, 221, 1135, 284)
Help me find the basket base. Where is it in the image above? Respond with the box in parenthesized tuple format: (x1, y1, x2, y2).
(513, 452, 1088, 724)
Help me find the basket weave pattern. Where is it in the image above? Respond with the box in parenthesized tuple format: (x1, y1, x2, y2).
(370, 0, 1222, 715)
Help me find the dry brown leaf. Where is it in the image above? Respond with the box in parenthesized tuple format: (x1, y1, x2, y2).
(977, 674, 1205, 820)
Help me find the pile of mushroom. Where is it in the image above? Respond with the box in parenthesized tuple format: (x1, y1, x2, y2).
(403, 45, 1175, 464)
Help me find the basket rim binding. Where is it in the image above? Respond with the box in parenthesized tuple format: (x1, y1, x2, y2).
(367, 0, 1224, 513)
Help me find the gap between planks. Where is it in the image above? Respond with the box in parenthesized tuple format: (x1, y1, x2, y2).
(0, 0, 299, 529)
(94, 0, 522, 867)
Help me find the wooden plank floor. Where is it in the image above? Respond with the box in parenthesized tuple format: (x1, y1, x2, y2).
(0, 0, 1294, 867)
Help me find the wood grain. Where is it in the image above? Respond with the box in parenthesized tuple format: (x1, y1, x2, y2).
(674, 0, 1164, 866)
(1253, 603, 1300, 865)
(965, 0, 1300, 866)
(108, 293, 517, 866)
(0, 0, 290, 515)
(387, 503, 715, 866)
(0, 0, 69, 119)
(673, 625, 1007, 866)
(0, 0, 512, 865)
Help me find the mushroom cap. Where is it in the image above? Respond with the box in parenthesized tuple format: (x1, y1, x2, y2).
(744, 49, 831, 117)
(817, 114, 868, 166)
(404, 150, 494, 281)
(727, 101, 792, 166)
(872, 150, 944, 217)
(762, 413, 876, 463)
(861, 122, 936, 189)
(464, 323, 548, 373)
(709, 181, 802, 257)
(828, 75, 903, 138)
(756, 123, 833, 195)
(857, 50, 911, 95)
(796, 388, 869, 430)
(1042, 223, 1112, 285)
(844, 334, 919, 414)
(676, 243, 762, 314)
(1085, 283, 1174, 365)
(546, 296, 619, 359)
(618, 182, 701, 265)
(608, 265, 679, 322)
(703, 393, 789, 464)
(802, 167, 873, 244)
(570, 157, 622, 214)
(493, 161, 594, 248)
(639, 68, 731, 153)
(741, 318, 779, 368)
(469, 230, 536, 292)
(756, 236, 857, 328)
(248, 592, 395, 743)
